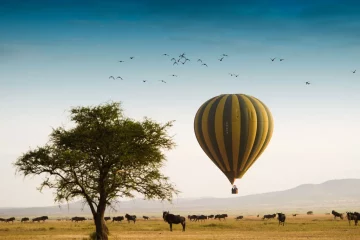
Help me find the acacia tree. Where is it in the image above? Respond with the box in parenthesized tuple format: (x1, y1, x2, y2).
(14, 102, 178, 240)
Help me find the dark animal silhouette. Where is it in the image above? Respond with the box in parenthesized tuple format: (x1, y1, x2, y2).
(292, 214, 298, 217)
(219, 57, 224, 61)
(112, 216, 124, 222)
(104, 217, 111, 221)
(270, 58, 276, 61)
(21, 217, 29, 222)
(5, 217, 15, 223)
(208, 215, 214, 219)
(162, 211, 186, 232)
(109, 76, 115, 80)
(143, 216, 149, 220)
(346, 212, 358, 226)
(125, 214, 136, 224)
(280, 59, 284, 61)
(32, 216, 48, 222)
(307, 211, 313, 215)
(116, 76, 123, 80)
(263, 214, 276, 220)
(214, 214, 228, 221)
(277, 213, 286, 226)
(71, 216, 86, 222)
(195, 215, 207, 222)
(332, 210, 343, 220)
(202, 63, 208, 67)
(306, 81, 310, 85)
(235, 216, 243, 220)
(0, 218, 5, 222)
(188, 215, 197, 221)
(352, 70, 356, 73)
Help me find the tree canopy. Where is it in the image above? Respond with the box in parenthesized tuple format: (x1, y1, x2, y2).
(14, 102, 178, 239)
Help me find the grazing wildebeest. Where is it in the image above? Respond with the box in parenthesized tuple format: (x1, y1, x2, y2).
(104, 217, 111, 221)
(277, 213, 286, 226)
(195, 215, 207, 222)
(292, 214, 298, 217)
(208, 215, 214, 219)
(71, 217, 86, 222)
(112, 216, 124, 223)
(331, 210, 343, 220)
(307, 211, 313, 215)
(235, 216, 243, 220)
(214, 214, 228, 221)
(21, 217, 29, 223)
(143, 216, 149, 220)
(32, 216, 48, 222)
(346, 212, 358, 226)
(0, 218, 5, 222)
(5, 217, 15, 223)
(162, 211, 186, 232)
(257, 215, 259, 218)
(125, 214, 136, 224)
(262, 214, 276, 220)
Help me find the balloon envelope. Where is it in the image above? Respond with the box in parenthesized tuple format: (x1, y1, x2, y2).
(194, 94, 274, 185)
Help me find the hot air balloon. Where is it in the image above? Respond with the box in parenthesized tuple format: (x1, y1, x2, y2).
(194, 94, 274, 194)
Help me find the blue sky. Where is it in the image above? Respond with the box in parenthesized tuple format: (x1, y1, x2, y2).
(1, 0, 360, 207)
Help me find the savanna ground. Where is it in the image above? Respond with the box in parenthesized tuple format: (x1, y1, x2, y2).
(0, 214, 358, 240)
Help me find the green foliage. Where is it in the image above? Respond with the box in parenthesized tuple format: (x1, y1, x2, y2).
(14, 101, 179, 213)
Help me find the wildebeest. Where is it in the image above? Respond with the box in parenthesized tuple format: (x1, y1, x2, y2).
(235, 216, 243, 220)
(214, 214, 228, 221)
(125, 214, 136, 224)
(263, 214, 276, 220)
(346, 212, 358, 226)
(162, 211, 186, 232)
(143, 216, 149, 220)
(71, 216, 86, 222)
(277, 213, 286, 226)
(5, 217, 15, 223)
(195, 215, 207, 222)
(208, 215, 214, 219)
(188, 215, 197, 221)
(112, 216, 124, 223)
(21, 217, 29, 223)
(0, 218, 5, 222)
(32, 216, 48, 222)
(104, 217, 111, 221)
(292, 214, 298, 217)
(307, 211, 313, 215)
(331, 210, 343, 220)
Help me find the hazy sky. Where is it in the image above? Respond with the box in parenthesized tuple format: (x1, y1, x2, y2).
(1, 0, 360, 208)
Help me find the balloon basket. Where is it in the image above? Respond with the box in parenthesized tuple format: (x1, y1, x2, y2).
(231, 188, 238, 194)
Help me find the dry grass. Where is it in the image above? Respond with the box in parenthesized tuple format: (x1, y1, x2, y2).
(0, 214, 359, 240)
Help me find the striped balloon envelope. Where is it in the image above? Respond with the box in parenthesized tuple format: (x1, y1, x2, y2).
(194, 94, 274, 185)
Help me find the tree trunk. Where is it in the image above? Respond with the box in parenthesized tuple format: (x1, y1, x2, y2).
(94, 210, 109, 240)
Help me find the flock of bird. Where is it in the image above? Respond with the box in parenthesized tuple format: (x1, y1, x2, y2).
(109, 53, 357, 85)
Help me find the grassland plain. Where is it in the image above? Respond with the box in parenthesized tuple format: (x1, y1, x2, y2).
(0, 215, 359, 240)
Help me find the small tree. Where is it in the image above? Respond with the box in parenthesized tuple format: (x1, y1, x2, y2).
(14, 102, 178, 240)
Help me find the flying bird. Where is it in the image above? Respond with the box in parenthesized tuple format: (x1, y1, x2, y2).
(171, 58, 176, 61)
(118, 60, 124, 63)
(143, 80, 147, 82)
(116, 76, 123, 80)
(171, 74, 177, 77)
(179, 53, 185, 58)
(305, 81, 310, 85)
(280, 59, 284, 61)
(219, 57, 224, 61)
(173, 62, 178, 65)
(352, 70, 356, 73)
(197, 59, 203, 62)
(270, 58, 276, 61)
(130, 57, 134, 59)
(159, 80, 167, 83)
(163, 54, 169, 56)
(202, 63, 208, 67)
(234, 74, 238, 77)
(109, 76, 115, 80)
(222, 54, 228, 57)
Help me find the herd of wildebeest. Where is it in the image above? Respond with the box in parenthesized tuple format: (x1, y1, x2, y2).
(0, 210, 359, 232)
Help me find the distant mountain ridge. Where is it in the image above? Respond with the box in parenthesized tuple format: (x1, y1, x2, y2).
(1, 179, 359, 217)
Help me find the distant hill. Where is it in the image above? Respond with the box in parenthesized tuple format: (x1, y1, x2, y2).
(1, 179, 359, 217)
